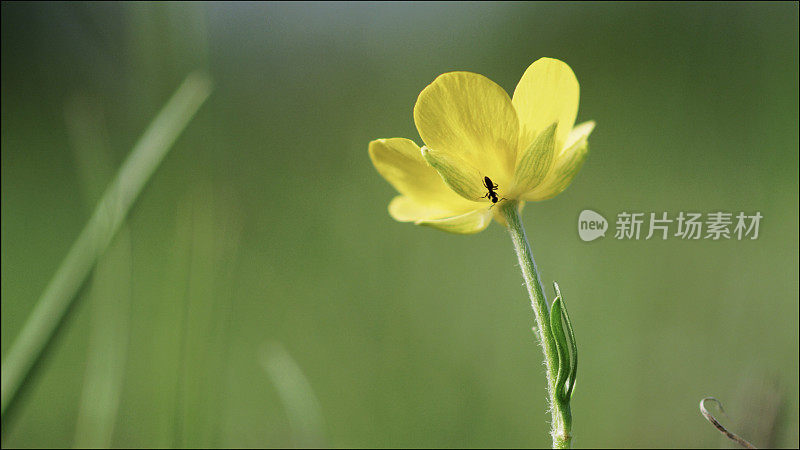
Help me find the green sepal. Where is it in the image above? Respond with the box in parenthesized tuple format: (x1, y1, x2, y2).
(419, 145, 486, 202)
(513, 122, 557, 193)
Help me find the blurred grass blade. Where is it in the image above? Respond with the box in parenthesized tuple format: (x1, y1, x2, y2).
(64, 95, 132, 449)
(260, 342, 326, 448)
(72, 229, 132, 448)
(173, 188, 241, 448)
(0, 72, 212, 416)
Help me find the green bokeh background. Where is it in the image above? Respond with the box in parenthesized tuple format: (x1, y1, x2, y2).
(2, 2, 798, 448)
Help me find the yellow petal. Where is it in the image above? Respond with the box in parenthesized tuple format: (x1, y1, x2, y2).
(413, 71, 519, 188)
(369, 138, 473, 209)
(388, 195, 459, 221)
(562, 120, 595, 153)
(512, 58, 579, 152)
(421, 146, 487, 202)
(511, 122, 557, 197)
(523, 121, 594, 201)
(389, 196, 492, 234)
(421, 208, 493, 234)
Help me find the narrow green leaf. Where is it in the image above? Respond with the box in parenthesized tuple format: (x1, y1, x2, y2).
(549, 294, 570, 403)
(554, 281, 578, 401)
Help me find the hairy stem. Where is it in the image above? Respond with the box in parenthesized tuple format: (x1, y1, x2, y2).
(499, 200, 572, 449)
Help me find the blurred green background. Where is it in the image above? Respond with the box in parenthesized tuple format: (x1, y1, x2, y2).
(2, 2, 798, 448)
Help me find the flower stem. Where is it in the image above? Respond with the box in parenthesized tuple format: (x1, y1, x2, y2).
(499, 200, 572, 449)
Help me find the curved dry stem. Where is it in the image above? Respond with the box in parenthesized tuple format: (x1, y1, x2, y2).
(699, 397, 757, 449)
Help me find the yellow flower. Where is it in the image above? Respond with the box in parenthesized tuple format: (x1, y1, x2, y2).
(369, 57, 595, 234)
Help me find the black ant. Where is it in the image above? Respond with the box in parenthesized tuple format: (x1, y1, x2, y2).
(482, 176, 506, 207)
